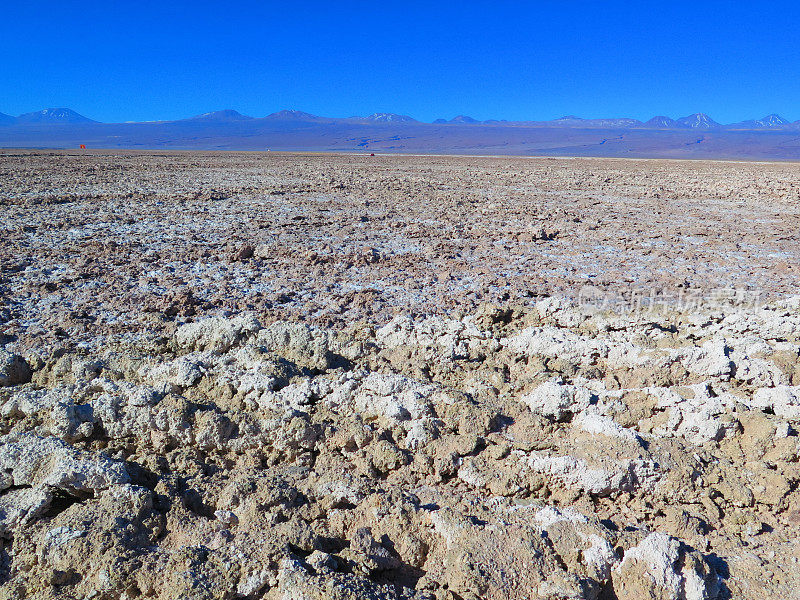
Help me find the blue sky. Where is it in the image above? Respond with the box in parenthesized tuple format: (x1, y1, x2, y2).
(3, 0, 800, 123)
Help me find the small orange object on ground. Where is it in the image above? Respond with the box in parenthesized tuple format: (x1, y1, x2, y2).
(79, 144, 86, 149)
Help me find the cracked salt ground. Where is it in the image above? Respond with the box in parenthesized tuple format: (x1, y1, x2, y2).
(3, 296, 800, 598)
(5, 151, 800, 598)
(5, 152, 800, 356)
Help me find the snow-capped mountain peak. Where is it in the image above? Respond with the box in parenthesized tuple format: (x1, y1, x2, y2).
(265, 109, 323, 121)
(363, 113, 417, 123)
(676, 113, 720, 129)
(755, 114, 790, 127)
(16, 108, 96, 123)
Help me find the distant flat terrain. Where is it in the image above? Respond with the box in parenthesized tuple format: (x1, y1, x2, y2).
(4, 119, 800, 159)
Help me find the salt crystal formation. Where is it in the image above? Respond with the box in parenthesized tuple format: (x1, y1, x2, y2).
(3, 151, 800, 598)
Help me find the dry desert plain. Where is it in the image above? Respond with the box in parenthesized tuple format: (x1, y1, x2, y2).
(3, 150, 800, 599)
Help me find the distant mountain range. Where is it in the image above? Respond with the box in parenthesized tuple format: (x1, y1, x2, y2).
(3, 107, 800, 130)
(5, 106, 800, 159)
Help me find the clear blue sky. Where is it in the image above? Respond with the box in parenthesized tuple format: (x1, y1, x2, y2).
(3, 0, 800, 123)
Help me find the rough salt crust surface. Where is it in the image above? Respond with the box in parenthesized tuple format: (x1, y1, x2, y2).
(2, 151, 800, 599)
(3, 150, 800, 354)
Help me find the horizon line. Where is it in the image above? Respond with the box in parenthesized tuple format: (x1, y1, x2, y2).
(2, 107, 799, 127)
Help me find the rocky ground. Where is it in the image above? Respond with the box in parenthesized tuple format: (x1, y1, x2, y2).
(2, 150, 800, 599)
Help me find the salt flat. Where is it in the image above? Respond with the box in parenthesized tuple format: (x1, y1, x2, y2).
(3, 151, 800, 352)
(2, 150, 800, 599)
